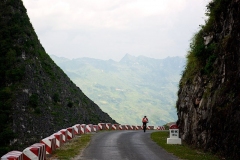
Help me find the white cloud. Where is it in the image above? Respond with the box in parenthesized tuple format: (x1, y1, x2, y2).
(22, 0, 211, 60)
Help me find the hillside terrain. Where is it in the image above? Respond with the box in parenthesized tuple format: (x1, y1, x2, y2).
(177, 0, 240, 159)
(0, 0, 116, 155)
(51, 54, 185, 126)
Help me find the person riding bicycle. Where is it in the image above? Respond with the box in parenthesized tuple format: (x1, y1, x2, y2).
(142, 116, 148, 132)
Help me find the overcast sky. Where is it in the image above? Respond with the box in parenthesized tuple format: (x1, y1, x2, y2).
(22, 0, 211, 61)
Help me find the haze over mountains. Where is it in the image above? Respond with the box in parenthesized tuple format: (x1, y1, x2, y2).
(51, 54, 186, 126)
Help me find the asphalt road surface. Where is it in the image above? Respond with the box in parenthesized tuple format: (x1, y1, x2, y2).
(77, 130, 179, 160)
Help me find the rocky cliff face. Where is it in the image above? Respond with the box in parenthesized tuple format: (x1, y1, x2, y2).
(177, 0, 240, 159)
(0, 0, 116, 155)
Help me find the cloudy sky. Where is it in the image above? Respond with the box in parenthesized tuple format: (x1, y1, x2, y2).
(22, 0, 211, 61)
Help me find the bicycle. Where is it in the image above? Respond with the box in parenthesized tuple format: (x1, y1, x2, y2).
(143, 123, 148, 132)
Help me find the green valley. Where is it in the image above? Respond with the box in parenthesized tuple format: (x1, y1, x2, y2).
(51, 54, 185, 126)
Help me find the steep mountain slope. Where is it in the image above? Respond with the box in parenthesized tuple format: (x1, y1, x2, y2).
(176, 0, 240, 159)
(0, 0, 116, 155)
(51, 54, 185, 126)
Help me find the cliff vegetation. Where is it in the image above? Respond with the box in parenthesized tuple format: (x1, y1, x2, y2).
(177, 0, 240, 159)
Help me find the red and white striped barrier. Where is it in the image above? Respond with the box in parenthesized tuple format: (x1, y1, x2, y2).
(119, 125, 123, 130)
(128, 125, 133, 130)
(157, 126, 165, 130)
(148, 126, 154, 130)
(127, 125, 132, 130)
(106, 123, 112, 130)
(93, 125, 99, 132)
(136, 126, 141, 130)
(73, 124, 81, 135)
(130, 125, 136, 130)
(2, 122, 168, 160)
(59, 129, 68, 143)
(23, 143, 46, 160)
(40, 136, 56, 154)
(119, 125, 126, 130)
(1, 151, 23, 160)
(112, 124, 119, 130)
(52, 132, 63, 148)
(132, 125, 137, 130)
(86, 124, 93, 133)
(30, 143, 46, 160)
(126, 125, 130, 130)
(80, 124, 86, 134)
(67, 127, 75, 140)
(98, 123, 106, 130)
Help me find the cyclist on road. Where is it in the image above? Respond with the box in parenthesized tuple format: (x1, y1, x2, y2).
(142, 116, 149, 132)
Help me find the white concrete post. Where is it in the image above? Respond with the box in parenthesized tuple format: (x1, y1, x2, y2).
(167, 124, 182, 144)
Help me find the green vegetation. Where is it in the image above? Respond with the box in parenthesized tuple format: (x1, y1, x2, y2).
(29, 94, 39, 108)
(0, 87, 16, 155)
(181, 0, 230, 85)
(0, 0, 60, 153)
(49, 134, 92, 160)
(29, 94, 42, 115)
(182, 30, 216, 84)
(38, 51, 56, 80)
(67, 101, 73, 108)
(52, 93, 60, 103)
(34, 107, 41, 115)
(0, 0, 35, 154)
(204, 0, 229, 33)
(151, 131, 219, 160)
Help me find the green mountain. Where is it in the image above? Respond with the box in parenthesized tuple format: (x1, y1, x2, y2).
(0, 0, 115, 155)
(51, 54, 185, 126)
(176, 0, 240, 159)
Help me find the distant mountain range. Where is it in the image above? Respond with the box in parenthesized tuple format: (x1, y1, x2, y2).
(51, 54, 186, 126)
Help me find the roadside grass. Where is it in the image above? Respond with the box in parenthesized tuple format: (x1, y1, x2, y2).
(151, 131, 219, 160)
(48, 134, 92, 160)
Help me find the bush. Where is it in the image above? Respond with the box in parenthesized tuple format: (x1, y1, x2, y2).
(52, 93, 60, 103)
(204, 0, 229, 33)
(34, 107, 41, 114)
(29, 94, 38, 108)
(6, 67, 25, 82)
(0, 128, 16, 156)
(0, 87, 12, 101)
(204, 54, 217, 74)
(190, 30, 205, 60)
(67, 101, 73, 108)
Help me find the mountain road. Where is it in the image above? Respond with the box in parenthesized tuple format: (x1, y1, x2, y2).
(76, 130, 178, 160)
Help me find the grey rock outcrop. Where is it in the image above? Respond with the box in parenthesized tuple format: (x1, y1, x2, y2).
(176, 0, 240, 159)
